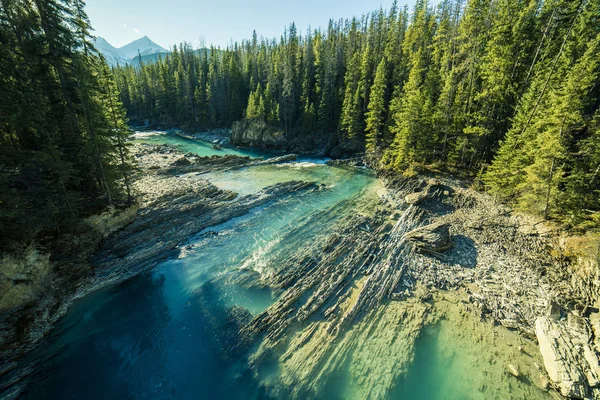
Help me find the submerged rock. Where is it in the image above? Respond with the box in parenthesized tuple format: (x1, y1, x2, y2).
(507, 364, 520, 378)
(404, 222, 453, 253)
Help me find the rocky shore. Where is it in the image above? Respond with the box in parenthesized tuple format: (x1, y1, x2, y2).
(218, 166, 599, 399)
(387, 175, 600, 399)
(0, 141, 317, 398)
(1, 132, 598, 399)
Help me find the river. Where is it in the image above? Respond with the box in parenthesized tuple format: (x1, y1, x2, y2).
(16, 132, 551, 399)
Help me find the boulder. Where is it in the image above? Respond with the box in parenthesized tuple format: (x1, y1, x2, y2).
(231, 118, 286, 149)
(507, 364, 520, 378)
(405, 222, 452, 253)
(535, 316, 589, 398)
(546, 300, 562, 320)
(405, 190, 428, 205)
(535, 374, 550, 391)
(171, 157, 191, 166)
(329, 145, 343, 159)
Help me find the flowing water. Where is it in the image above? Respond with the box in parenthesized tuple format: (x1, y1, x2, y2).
(14, 133, 551, 400)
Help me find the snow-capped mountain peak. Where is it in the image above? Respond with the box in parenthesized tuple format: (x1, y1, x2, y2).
(94, 36, 168, 67)
(118, 36, 167, 60)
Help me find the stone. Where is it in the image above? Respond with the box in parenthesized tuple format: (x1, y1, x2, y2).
(546, 300, 561, 320)
(170, 156, 191, 166)
(405, 222, 453, 253)
(329, 145, 343, 159)
(590, 313, 600, 348)
(535, 317, 588, 398)
(427, 178, 442, 187)
(583, 345, 600, 387)
(535, 374, 550, 390)
(231, 118, 286, 149)
(507, 364, 520, 378)
(567, 311, 588, 337)
(405, 190, 428, 205)
(500, 318, 519, 329)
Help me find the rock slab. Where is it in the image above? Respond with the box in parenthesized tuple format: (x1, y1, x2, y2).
(231, 118, 286, 149)
(535, 316, 589, 398)
(404, 222, 452, 253)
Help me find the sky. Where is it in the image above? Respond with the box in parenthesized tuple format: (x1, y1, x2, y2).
(85, 0, 408, 49)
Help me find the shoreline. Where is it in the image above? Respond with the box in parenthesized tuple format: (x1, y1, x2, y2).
(1, 132, 598, 399)
(0, 139, 317, 398)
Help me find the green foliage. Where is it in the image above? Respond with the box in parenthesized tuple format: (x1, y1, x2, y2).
(112, 0, 600, 226)
(0, 0, 133, 244)
(485, 1, 600, 225)
(365, 58, 388, 152)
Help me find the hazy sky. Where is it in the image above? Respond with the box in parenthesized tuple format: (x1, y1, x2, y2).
(85, 0, 406, 49)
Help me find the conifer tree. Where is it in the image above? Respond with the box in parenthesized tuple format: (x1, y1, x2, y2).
(106, 0, 600, 226)
(365, 58, 388, 152)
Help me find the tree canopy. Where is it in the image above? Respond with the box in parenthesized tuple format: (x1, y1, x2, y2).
(0, 0, 133, 244)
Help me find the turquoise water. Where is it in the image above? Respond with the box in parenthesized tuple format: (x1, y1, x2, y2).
(8, 133, 550, 400)
(132, 131, 277, 159)
(15, 133, 378, 399)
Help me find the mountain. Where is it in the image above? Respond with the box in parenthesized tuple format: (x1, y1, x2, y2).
(95, 37, 128, 66)
(118, 36, 167, 60)
(94, 36, 168, 67)
(130, 52, 169, 67)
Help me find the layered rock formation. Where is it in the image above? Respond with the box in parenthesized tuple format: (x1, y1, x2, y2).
(3, 138, 598, 400)
(214, 172, 558, 398)
(536, 316, 600, 398)
(0, 142, 317, 398)
(231, 119, 286, 149)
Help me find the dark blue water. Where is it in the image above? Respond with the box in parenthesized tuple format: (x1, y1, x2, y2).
(16, 132, 377, 400)
(9, 133, 551, 400)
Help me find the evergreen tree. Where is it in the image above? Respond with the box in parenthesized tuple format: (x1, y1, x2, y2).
(365, 58, 388, 152)
(0, 0, 133, 243)
(107, 0, 600, 226)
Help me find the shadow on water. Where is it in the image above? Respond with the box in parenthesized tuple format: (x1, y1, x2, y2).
(20, 273, 270, 400)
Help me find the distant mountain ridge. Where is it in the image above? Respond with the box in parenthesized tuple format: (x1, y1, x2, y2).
(94, 36, 168, 67)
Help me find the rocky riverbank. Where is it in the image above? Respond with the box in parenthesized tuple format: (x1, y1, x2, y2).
(1, 133, 598, 399)
(383, 174, 600, 399)
(0, 141, 318, 399)
(215, 165, 599, 399)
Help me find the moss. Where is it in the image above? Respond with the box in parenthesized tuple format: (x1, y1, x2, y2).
(85, 205, 138, 238)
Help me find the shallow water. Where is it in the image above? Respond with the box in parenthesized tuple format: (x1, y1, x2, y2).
(391, 317, 550, 400)
(14, 133, 551, 399)
(132, 130, 276, 159)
